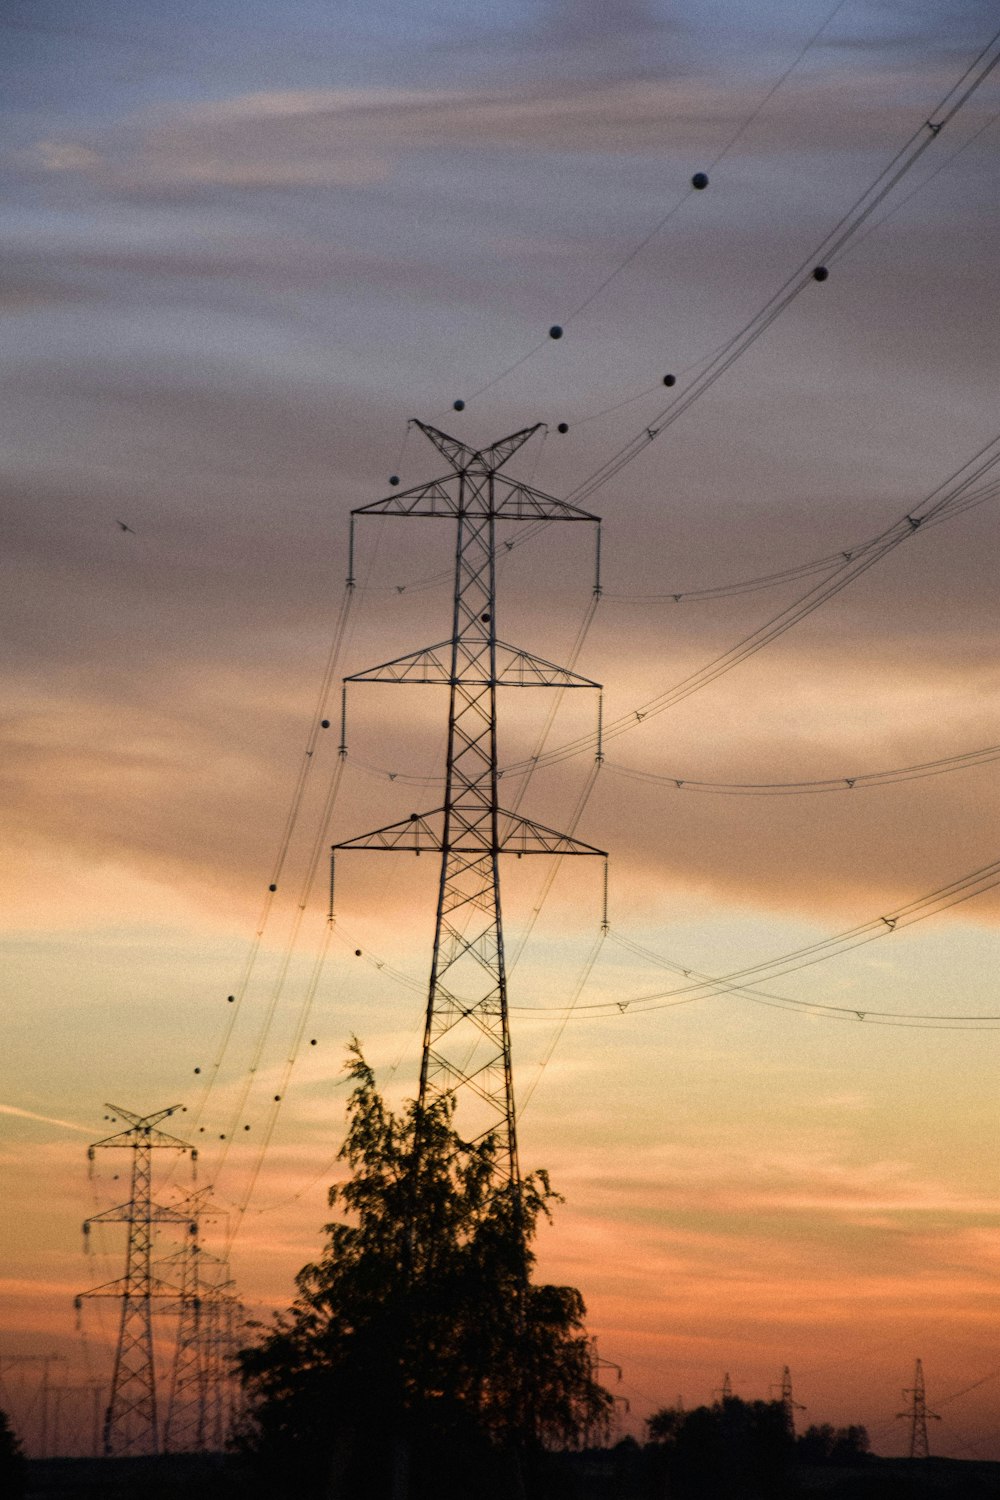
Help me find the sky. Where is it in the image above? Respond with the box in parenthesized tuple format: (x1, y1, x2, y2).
(2, 0, 1000, 1462)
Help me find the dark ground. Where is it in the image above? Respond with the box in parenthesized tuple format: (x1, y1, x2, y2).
(22, 1452, 1000, 1500)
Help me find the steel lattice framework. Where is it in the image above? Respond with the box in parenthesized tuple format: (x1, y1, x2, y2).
(160, 1215, 207, 1455)
(333, 421, 606, 1185)
(159, 1190, 230, 1454)
(76, 1106, 195, 1456)
(899, 1358, 940, 1458)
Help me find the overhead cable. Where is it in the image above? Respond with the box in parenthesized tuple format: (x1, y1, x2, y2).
(508, 851, 1000, 1018)
(457, 0, 850, 407)
(503, 431, 1000, 776)
(567, 25, 1000, 505)
(605, 741, 1000, 796)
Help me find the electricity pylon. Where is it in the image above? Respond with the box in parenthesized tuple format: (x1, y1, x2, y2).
(772, 1365, 805, 1437)
(201, 1280, 243, 1451)
(160, 1193, 209, 1454)
(76, 1105, 196, 1455)
(333, 421, 605, 1187)
(161, 1232, 240, 1451)
(898, 1358, 939, 1458)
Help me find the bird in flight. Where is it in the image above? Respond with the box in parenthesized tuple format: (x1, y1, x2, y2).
(115, 519, 135, 533)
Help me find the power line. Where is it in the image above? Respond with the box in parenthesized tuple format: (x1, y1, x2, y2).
(604, 740, 1000, 796)
(349, 736, 1000, 798)
(457, 0, 849, 408)
(326, 880, 1000, 1033)
(604, 476, 1000, 604)
(505, 430, 1000, 775)
(609, 939, 1000, 1031)
(508, 851, 1000, 1020)
(567, 26, 1000, 505)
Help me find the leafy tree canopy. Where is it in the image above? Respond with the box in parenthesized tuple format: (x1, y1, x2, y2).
(797, 1421, 871, 1465)
(0, 1410, 26, 1500)
(646, 1396, 794, 1499)
(237, 1044, 611, 1498)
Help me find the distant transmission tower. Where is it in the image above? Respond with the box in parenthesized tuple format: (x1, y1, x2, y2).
(772, 1365, 805, 1437)
(201, 1279, 243, 1451)
(76, 1106, 196, 1455)
(161, 1193, 209, 1454)
(333, 421, 606, 1185)
(159, 1192, 242, 1453)
(898, 1358, 939, 1458)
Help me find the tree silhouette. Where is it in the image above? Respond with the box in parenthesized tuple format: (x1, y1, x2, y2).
(237, 1044, 610, 1498)
(0, 1410, 26, 1500)
(797, 1421, 871, 1465)
(647, 1396, 794, 1499)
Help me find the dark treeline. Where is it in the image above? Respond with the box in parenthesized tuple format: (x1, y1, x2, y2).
(557, 1434, 1000, 1500)
(18, 1432, 1000, 1500)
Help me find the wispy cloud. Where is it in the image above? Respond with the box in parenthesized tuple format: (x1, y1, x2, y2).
(0, 1104, 92, 1134)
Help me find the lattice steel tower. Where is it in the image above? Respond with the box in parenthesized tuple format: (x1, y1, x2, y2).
(774, 1365, 805, 1438)
(898, 1358, 939, 1458)
(77, 1106, 195, 1455)
(333, 421, 605, 1185)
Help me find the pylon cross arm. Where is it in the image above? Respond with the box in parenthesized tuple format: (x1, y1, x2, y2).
(346, 640, 452, 683)
(346, 638, 600, 689)
(491, 473, 600, 522)
(90, 1104, 188, 1151)
(353, 477, 457, 517)
(332, 808, 444, 851)
(81, 1277, 190, 1302)
(496, 811, 606, 856)
(85, 1201, 196, 1227)
(334, 807, 605, 857)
